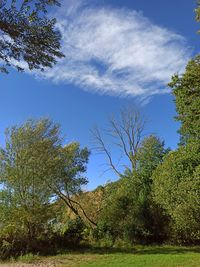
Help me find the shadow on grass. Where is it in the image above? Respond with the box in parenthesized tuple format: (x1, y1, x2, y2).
(63, 245, 200, 256)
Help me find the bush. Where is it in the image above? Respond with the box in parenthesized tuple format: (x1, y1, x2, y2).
(153, 142, 200, 244)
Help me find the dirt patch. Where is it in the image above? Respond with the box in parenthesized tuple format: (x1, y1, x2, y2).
(0, 260, 57, 267)
(0, 253, 103, 267)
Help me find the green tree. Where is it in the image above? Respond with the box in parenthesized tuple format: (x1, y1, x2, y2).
(0, 0, 64, 73)
(169, 0, 200, 143)
(0, 119, 92, 253)
(96, 135, 169, 244)
(169, 56, 200, 143)
(163, 5, 200, 243)
(96, 178, 142, 245)
(136, 135, 170, 189)
(44, 141, 97, 227)
(152, 142, 200, 244)
(0, 119, 59, 252)
(127, 135, 169, 243)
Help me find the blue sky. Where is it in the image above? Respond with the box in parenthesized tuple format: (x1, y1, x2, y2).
(0, 0, 199, 189)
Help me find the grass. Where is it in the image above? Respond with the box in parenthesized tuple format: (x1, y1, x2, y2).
(1, 246, 200, 266)
(53, 246, 200, 267)
(16, 253, 40, 263)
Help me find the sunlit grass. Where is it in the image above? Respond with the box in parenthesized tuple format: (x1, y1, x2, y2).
(55, 246, 200, 267)
(1, 246, 200, 267)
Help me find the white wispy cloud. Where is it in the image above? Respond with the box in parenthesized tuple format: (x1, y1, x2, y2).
(41, 1, 192, 98)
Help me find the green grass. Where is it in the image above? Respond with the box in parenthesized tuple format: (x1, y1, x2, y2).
(2, 246, 200, 267)
(53, 246, 200, 267)
(16, 252, 40, 263)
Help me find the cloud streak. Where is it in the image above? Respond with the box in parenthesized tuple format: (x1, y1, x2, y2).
(41, 1, 192, 98)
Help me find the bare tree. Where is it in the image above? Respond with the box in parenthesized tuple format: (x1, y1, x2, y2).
(92, 107, 146, 177)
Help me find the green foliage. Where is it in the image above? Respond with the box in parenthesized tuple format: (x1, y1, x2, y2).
(137, 135, 170, 176)
(169, 56, 200, 143)
(153, 142, 200, 243)
(164, 8, 200, 243)
(0, 119, 59, 253)
(0, 0, 64, 73)
(96, 178, 141, 244)
(17, 253, 40, 263)
(133, 135, 170, 200)
(64, 218, 86, 245)
(0, 118, 90, 256)
(95, 135, 169, 245)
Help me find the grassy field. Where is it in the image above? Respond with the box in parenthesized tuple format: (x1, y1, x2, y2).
(56, 246, 200, 267)
(2, 246, 200, 267)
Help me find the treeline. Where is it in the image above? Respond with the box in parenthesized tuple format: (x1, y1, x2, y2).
(0, 55, 200, 258)
(0, 60, 200, 258)
(93, 56, 200, 246)
(1, 0, 200, 260)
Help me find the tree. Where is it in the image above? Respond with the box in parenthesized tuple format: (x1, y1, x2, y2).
(0, 0, 64, 73)
(0, 119, 58, 251)
(0, 118, 94, 253)
(169, 0, 200, 143)
(96, 135, 169, 244)
(164, 7, 200, 242)
(169, 56, 200, 143)
(44, 141, 97, 227)
(135, 135, 170, 194)
(124, 135, 169, 243)
(96, 178, 142, 244)
(92, 107, 146, 177)
(92, 109, 170, 243)
(152, 142, 200, 244)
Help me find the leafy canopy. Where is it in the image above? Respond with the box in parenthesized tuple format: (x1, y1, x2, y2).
(0, 118, 90, 251)
(0, 0, 64, 73)
(97, 135, 168, 244)
(169, 56, 200, 143)
(153, 142, 200, 243)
